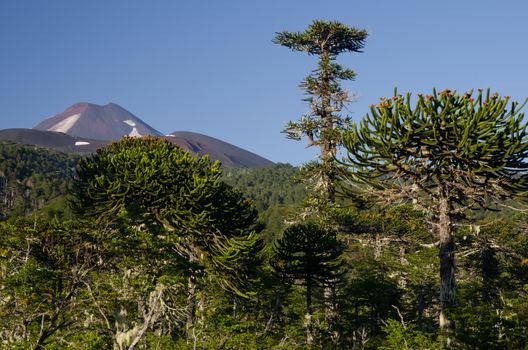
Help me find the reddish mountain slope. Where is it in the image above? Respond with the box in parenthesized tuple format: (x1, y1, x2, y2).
(165, 131, 274, 168)
(33, 102, 162, 141)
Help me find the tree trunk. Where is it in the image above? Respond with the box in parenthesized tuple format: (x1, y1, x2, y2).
(417, 287, 425, 330)
(264, 292, 283, 333)
(128, 285, 164, 350)
(437, 197, 456, 348)
(374, 233, 382, 260)
(186, 244, 199, 342)
(481, 243, 498, 303)
(305, 278, 314, 346)
(318, 51, 336, 204)
(324, 283, 339, 344)
(186, 274, 197, 340)
(198, 291, 206, 330)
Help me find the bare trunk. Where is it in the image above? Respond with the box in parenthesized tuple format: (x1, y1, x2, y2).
(319, 52, 336, 205)
(481, 243, 498, 303)
(398, 246, 408, 290)
(417, 287, 425, 330)
(186, 274, 197, 340)
(264, 292, 283, 333)
(198, 292, 206, 330)
(320, 56, 338, 339)
(185, 244, 199, 342)
(128, 285, 164, 350)
(374, 233, 382, 260)
(232, 297, 237, 318)
(324, 283, 340, 344)
(305, 278, 314, 346)
(437, 197, 456, 348)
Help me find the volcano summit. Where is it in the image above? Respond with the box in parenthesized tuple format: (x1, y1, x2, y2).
(33, 102, 162, 141)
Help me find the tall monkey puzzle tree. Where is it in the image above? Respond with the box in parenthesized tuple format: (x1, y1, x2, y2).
(274, 20, 368, 210)
(274, 21, 367, 343)
(340, 89, 528, 347)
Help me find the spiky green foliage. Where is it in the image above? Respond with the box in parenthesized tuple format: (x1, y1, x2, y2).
(380, 319, 440, 350)
(274, 20, 368, 209)
(341, 89, 528, 208)
(271, 223, 344, 345)
(70, 137, 262, 296)
(274, 20, 367, 56)
(272, 224, 343, 285)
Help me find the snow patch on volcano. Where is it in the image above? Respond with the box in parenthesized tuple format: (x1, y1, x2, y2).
(48, 114, 81, 133)
(124, 120, 141, 137)
(129, 128, 141, 137)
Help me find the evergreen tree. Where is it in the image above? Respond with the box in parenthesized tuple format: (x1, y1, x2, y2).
(274, 20, 367, 214)
(70, 136, 262, 345)
(340, 89, 528, 347)
(271, 223, 343, 346)
(274, 19, 367, 342)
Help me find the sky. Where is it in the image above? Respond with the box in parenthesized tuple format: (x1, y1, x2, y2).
(1, 0, 528, 165)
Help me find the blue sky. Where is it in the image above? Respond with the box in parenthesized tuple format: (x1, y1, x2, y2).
(1, 0, 527, 164)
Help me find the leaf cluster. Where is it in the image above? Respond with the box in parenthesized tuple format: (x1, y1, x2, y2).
(342, 89, 528, 208)
(70, 136, 262, 296)
(274, 20, 368, 56)
(271, 223, 343, 286)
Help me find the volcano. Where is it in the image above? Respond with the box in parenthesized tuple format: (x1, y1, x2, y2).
(33, 102, 162, 141)
(0, 102, 275, 167)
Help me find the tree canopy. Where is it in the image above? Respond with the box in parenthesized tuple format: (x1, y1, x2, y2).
(70, 136, 263, 345)
(274, 20, 368, 209)
(341, 89, 528, 209)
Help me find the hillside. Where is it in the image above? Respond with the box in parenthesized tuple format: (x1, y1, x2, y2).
(0, 141, 79, 219)
(166, 131, 274, 168)
(0, 128, 106, 154)
(0, 142, 296, 231)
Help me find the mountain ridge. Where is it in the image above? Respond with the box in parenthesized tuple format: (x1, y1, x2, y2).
(0, 102, 274, 168)
(165, 131, 273, 168)
(34, 102, 162, 141)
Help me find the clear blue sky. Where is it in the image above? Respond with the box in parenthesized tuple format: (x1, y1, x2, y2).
(1, 0, 527, 165)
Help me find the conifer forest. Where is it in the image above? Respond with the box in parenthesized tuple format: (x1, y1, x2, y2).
(1, 20, 528, 349)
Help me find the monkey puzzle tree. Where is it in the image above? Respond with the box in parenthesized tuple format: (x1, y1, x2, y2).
(271, 223, 343, 346)
(70, 137, 261, 345)
(340, 89, 528, 347)
(274, 20, 367, 343)
(274, 20, 368, 212)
